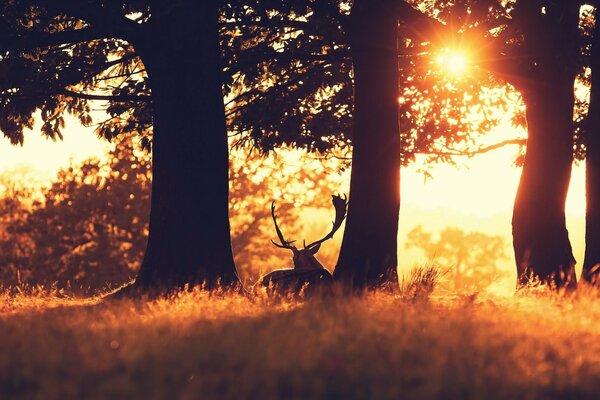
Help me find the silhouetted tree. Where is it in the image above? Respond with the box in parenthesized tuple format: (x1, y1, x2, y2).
(232, 0, 590, 289)
(500, 1, 580, 288)
(414, 0, 584, 288)
(0, 0, 239, 290)
(330, 0, 401, 288)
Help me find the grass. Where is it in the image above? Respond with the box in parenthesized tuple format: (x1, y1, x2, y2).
(0, 278, 599, 399)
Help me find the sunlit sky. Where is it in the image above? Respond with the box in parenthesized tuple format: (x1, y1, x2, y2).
(0, 116, 109, 179)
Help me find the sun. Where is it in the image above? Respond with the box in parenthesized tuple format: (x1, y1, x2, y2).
(436, 49, 469, 76)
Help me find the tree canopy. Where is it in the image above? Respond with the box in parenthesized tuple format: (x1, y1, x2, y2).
(223, 0, 521, 164)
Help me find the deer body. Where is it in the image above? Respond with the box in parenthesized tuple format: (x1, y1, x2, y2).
(256, 194, 347, 295)
(258, 267, 333, 295)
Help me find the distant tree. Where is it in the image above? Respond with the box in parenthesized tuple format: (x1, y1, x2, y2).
(0, 136, 151, 290)
(0, 0, 238, 290)
(406, 225, 508, 291)
(0, 171, 39, 284)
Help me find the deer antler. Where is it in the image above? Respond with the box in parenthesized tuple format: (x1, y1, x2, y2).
(305, 194, 348, 250)
(271, 201, 296, 250)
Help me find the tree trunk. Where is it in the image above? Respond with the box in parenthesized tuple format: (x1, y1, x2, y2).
(511, 1, 579, 289)
(583, 16, 600, 284)
(334, 0, 400, 289)
(512, 85, 576, 288)
(132, 1, 239, 289)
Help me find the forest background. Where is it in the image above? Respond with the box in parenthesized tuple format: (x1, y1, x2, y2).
(0, 110, 585, 294)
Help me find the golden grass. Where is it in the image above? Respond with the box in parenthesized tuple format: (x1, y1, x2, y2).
(0, 283, 599, 399)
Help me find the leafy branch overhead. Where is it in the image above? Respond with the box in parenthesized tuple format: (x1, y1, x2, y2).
(2, 0, 528, 163)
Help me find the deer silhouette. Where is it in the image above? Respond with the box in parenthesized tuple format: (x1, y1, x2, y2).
(255, 194, 347, 295)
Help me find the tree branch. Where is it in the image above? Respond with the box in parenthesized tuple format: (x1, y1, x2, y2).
(58, 89, 151, 102)
(225, 47, 349, 76)
(0, 89, 151, 103)
(419, 138, 526, 158)
(0, 27, 118, 52)
(21, 0, 140, 42)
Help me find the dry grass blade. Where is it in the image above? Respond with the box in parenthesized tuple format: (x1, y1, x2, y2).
(399, 263, 442, 301)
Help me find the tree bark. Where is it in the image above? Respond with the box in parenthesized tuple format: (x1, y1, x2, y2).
(583, 15, 600, 284)
(333, 0, 400, 289)
(132, 1, 239, 289)
(511, 1, 579, 289)
(513, 86, 576, 288)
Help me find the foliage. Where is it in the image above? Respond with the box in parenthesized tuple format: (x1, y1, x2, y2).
(1, 0, 593, 171)
(0, 136, 151, 291)
(405, 0, 598, 164)
(223, 0, 521, 164)
(221, 0, 353, 154)
(406, 225, 508, 291)
(0, 1, 525, 160)
(0, 0, 149, 144)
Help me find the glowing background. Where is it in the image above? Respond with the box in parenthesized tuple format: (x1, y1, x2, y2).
(0, 115, 587, 291)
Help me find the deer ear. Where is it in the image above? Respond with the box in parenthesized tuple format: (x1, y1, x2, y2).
(309, 243, 321, 254)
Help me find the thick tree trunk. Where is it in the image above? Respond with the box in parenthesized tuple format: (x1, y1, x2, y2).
(132, 1, 238, 289)
(513, 84, 576, 288)
(333, 0, 400, 289)
(583, 17, 600, 284)
(511, 1, 579, 289)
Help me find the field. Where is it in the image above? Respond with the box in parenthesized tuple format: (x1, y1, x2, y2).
(0, 282, 599, 400)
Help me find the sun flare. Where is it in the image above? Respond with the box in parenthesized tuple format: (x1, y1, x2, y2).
(436, 49, 469, 76)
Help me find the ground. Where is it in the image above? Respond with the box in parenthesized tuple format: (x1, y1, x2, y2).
(0, 284, 599, 399)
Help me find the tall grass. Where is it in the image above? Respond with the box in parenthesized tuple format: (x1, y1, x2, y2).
(0, 281, 599, 399)
(399, 263, 442, 301)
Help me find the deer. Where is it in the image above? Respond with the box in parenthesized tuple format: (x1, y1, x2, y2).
(255, 194, 348, 295)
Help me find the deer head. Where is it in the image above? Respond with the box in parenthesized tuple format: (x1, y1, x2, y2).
(271, 194, 348, 270)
